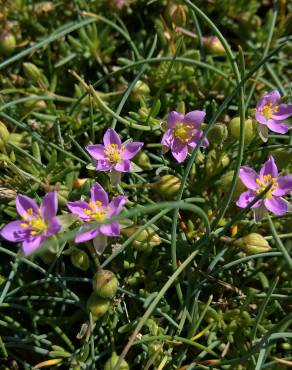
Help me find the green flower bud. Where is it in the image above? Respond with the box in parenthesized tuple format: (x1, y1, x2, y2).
(228, 117, 255, 144)
(86, 293, 111, 321)
(121, 226, 161, 252)
(23, 63, 42, 83)
(207, 123, 228, 145)
(234, 233, 272, 255)
(206, 149, 230, 177)
(0, 121, 10, 144)
(203, 36, 225, 54)
(166, 1, 187, 27)
(153, 175, 181, 199)
(93, 270, 118, 299)
(0, 31, 16, 55)
(131, 80, 150, 102)
(133, 151, 152, 170)
(219, 170, 245, 198)
(104, 352, 129, 370)
(71, 249, 90, 271)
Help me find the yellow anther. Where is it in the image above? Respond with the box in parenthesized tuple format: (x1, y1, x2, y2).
(27, 208, 34, 215)
(89, 202, 95, 209)
(22, 214, 28, 220)
(262, 103, 279, 120)
(95, 201, 102, 207)
(30, 230, 38, 235)
(84, 209, 92, 215)
(256, 178, 262, 186)
(104, 144, 123, 164)
(173, 123, 193, 143)
(21, 223, 28, 228)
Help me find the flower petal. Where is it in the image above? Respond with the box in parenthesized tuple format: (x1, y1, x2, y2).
(96, 160, 113, 171)
(75, 225, 99, 243)
(236, 191, 256, 208)
(171, 139, 188, 163)
(16, 195, 38, 218)
(45, 217, 61, 237)
(108, 195, 128, 217)
(188, 130, 209, 148)
(22, 235, 45, 255)
(260, 156, 278, 181)
(121, 142, 144, 160)
(264, 197, 288, 215)
(86, 144, 106, 160)
(114, 159, 131, 172)
(167, 111, 184, 128)
(263, 90, 281, 104)
(255, 109, 268, 125)
(161, 129, 173, 148)
(272, 176, 292, 196)
(254, 204, 266, 223)
(41, 191, 58, 220)
(272, 103, 292, 121)
(257, 124, 269, 142)
(239, 167, 259, 191)
(90, 182, 108, 206)
(93, 234, 108, 255)
(67, 201, 91, 221)
(103, 128, 121, 147)
(266, 120, 289, 134)
(183, 110, 205, 128)
(0, 220, 27, 242)
(100, 222, 120, 237)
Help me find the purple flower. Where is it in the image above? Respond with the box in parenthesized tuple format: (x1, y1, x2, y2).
(255, 90, 292, 139)
(67, 182, 127, 251)
(0, 192, 61, 255)
(236, 156, 292, 222)
(86, 128, 143, 173)
(161, 110, 209, 163)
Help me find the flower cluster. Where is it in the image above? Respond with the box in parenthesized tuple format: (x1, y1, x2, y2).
(0, 90, 291, 255)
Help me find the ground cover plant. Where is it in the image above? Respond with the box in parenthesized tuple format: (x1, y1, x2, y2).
(0, 0, 291, 369)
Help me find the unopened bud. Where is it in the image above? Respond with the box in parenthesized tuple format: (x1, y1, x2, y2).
(220, 170, 245, 198)
(131, 80, 150, 102)
(0, 121, 10, 144)
(71, 249, 90, 271)
(208, 123, 228, 145)
(104, 352, 129, 370)
(133, 151, 152, 170)
(166, 1, 187, 27)
(0, 31, 16, 55)
(228, 117, 256, 144)
(234, 233, 272, 255)
(87, 293, 111, 321)
(153, 175, 181, 199)
(203, 36, 225, 54)
(109, 0, 129, 11)
(23, 63, 42, 82)
(92, 269, 118, 299)
(121, 226, 161, 252)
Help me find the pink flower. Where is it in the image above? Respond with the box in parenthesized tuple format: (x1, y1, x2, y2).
(67, 182, 127, 253)
(255, 90, 292, 141)
(236, 156, 292, 222)
(86, 128, 143, 173)
(161, 110, 209, 163)
(0, 192, 61, 255)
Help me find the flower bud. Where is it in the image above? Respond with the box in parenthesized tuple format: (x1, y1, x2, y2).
(203, 36, 225, 54)
(165, 1, 187, 27)
(0, 31, 16, 55)
(104, 352, 129, 370)
(0, 121, 10, 144)
(23, 63, 42, 83)
(219, 170, 245, 198)
(131, 80, 150, 102)
(207, 123, 228, 145)
(153, 175, 181, 199)
(93, 269, 118, 299)
(121, 226, 161, 252)
(108, 0, 129, 11)
(133, 151, 152, 170)
(234, 233, 272, 255)
(71, 249, 90, 271)
(86, 293, 111, 321)
(228, 117, 256, 144)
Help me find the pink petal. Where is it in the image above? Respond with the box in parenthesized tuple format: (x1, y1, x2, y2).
(86, 144, 106, 160)
(67, 201, 91, 221)
(22, 235, 45, 255)
(171, 139, 188, 163)
(167, 111, 184, 128)
(239, 167, 259, 191)
(45, 217, 61, 237)
(272, 104, 292, 121)
(100, 222, 120, 237)
(264, 197, 288, 215)
(161, 129, 173, 147)
(121, 142, 144, 160)
(183, 110, 205, 129)
(41, 191, 58, 220)
(114, 160, 131, 172)
(96, 160, 113, 171)
(272, 176, 292, 196)
(254, 204, 266, 223)
(0, 220, 27, 242)
(266, 120, 289, 134)
(90, 182, 108, 206)
(75, 226, 99, 243)
(16, 195, 38, 218)
(257, 124, 269, 142)
(255, 110, 268, 125)
(103, 128, 121, 147)
(108, 195, 128, 217)
(260, 156, 278, 182)
(263, 90, 281, 104)
(236, 191, 256, 208)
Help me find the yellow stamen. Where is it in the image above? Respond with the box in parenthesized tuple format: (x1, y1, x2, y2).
(173, 123, 194, 143)
(27, 208, 33, 215)
(104, 143, 123, 164)
(261, 103, 279, 119)
(255, 175, 278, 199)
